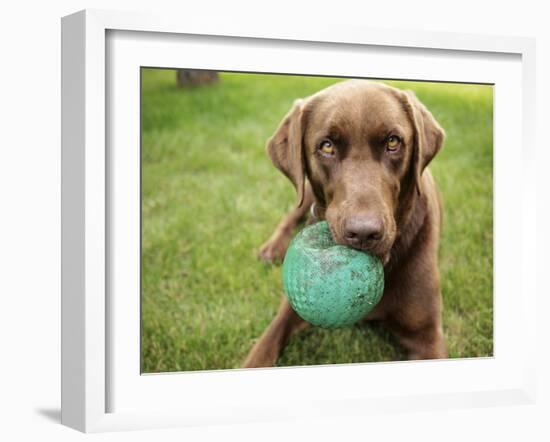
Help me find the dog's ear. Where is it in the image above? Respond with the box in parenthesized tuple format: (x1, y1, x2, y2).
(266, 99, 307, 206)
(403, 90, 445, 194)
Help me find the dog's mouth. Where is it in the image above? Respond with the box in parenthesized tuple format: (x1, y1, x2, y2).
(326, 219, 395, 266)
(315, 202, 396, 265)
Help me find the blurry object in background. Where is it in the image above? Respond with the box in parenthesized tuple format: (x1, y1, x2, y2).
(176, 69, 219, 87)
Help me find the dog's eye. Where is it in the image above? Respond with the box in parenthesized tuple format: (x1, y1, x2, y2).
(386, 135, 401, 152)
(318, 139, 335, 156)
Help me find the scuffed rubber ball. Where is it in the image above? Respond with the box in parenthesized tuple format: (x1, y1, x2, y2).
(282, 221, 384, 329)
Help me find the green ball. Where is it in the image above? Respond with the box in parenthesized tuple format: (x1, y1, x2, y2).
(282, 221, 384, 329)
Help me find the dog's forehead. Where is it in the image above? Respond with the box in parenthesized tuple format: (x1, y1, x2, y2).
(309, 81, 409, 131)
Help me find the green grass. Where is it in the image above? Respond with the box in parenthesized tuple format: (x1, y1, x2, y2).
(141, 69, 493, 373)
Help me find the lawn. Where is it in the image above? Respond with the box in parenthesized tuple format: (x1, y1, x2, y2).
(140, 69, 493, 373)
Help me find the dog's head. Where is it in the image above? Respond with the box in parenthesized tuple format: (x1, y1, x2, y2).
(267, 80, 445, 263)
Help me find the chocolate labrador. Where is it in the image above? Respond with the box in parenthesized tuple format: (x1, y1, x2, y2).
(244, 80, 447, 367)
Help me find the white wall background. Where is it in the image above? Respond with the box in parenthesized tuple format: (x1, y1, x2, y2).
(0, 1, 548, 441)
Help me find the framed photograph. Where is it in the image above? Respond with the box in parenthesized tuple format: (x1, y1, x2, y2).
(61, 9, 537, 433)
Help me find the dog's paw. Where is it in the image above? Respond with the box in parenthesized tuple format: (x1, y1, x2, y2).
(257, 236, 289, 264)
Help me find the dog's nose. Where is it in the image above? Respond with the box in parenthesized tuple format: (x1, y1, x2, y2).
(343, 215, 383, 249)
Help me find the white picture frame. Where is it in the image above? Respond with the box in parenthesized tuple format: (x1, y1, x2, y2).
(61, 9, 537, 433)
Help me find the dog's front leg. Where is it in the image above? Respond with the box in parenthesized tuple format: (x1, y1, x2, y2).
(388, 319, 448, 360)
(257, 183, 314, 263)
(243, 298, 308, 368)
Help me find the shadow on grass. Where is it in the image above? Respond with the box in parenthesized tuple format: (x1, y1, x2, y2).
(276, 321, 407, 367)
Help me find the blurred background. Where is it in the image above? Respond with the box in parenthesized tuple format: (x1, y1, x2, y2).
(140, 69, 493, 373)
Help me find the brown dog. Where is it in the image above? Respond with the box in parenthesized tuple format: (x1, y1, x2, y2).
(244, 80, 447, 367)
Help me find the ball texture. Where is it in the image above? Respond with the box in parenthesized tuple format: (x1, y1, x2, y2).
(282, 221, 384, 329)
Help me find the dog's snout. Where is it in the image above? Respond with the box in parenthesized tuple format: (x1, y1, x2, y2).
(343, 215, 384, 249)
